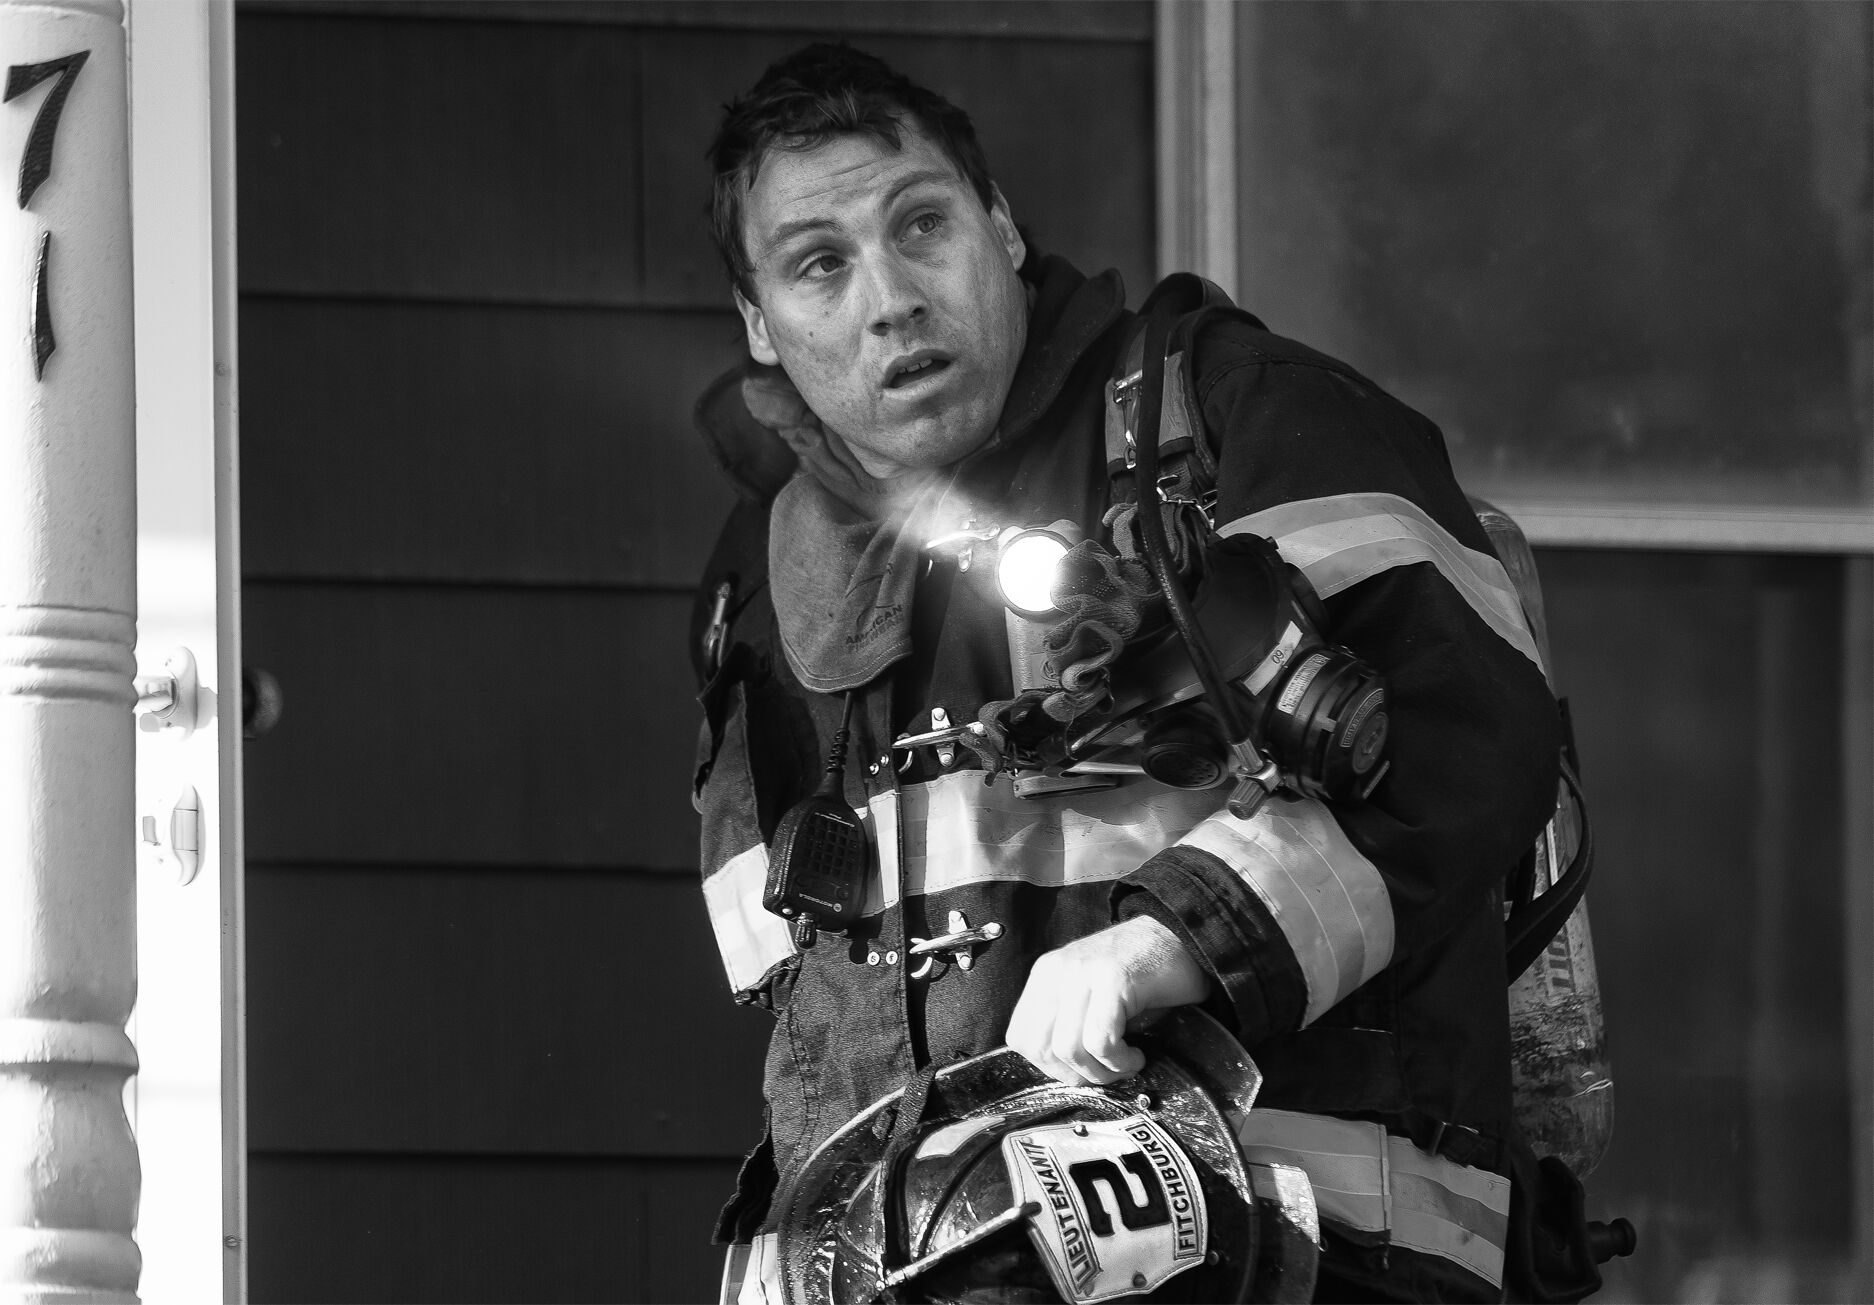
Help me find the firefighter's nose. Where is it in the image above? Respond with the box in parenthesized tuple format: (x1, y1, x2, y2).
(867, 261, 928, 336)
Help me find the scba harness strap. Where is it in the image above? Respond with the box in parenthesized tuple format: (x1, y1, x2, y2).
(1103, 272, 1237, 521)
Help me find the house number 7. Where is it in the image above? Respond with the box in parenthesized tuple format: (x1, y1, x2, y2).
(4, 50, 88, 379)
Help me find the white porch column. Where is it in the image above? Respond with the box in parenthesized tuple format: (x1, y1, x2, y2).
(0, 0, 140, 1301)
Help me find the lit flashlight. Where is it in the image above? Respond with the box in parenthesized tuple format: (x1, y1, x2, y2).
(994, 523, 1079, 619)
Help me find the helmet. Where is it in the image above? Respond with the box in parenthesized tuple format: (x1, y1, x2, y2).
(771, 1008, 1319, 1304)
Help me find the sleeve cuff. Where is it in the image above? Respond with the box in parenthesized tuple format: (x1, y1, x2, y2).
(1113, 843, 1311, 1045)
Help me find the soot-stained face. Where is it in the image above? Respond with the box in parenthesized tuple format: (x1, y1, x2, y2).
(733, 121, 1029, 484)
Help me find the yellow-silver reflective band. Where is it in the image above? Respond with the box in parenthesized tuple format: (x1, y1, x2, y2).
(702, 842, 794, 994)
(878, 770, 1226, 910)
(719, 1232, 783, 1305)
(1239, 1111, 1391, 1230)
(1237, 1109, 1511, 1289)
(704, 775, 1390, 996)
(703, 775, 1226, 990)
(1244, 621, 1303, 695)
(1176, 795, 1394, 1025)
(1218, 492, 1545, 675)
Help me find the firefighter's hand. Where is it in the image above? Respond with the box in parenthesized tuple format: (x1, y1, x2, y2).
(1006, 915, 1212, 1086)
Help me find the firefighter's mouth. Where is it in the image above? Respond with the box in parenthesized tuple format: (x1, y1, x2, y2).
(883, 353, 954, 390)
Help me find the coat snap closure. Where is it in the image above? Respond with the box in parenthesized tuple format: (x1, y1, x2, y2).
(908, 910, 1004, 979)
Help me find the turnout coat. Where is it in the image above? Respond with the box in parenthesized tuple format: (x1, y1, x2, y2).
(691, 253, 1562, 1300)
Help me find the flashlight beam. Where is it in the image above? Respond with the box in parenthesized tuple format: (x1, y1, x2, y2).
(923, 525, 999, 553)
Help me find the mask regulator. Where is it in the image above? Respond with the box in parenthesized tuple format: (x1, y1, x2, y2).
(896, 517, 1389, 815)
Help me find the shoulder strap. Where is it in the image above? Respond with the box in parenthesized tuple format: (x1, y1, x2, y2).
(1104, 274, 1255, 516)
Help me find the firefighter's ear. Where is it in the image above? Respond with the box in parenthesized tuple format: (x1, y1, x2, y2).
(988, 184, 1025, 272)
(735, 288, 780, 367)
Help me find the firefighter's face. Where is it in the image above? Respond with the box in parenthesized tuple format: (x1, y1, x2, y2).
(733, 123, 1028, 483)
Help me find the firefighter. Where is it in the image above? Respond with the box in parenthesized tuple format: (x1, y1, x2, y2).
(690, 42, 1581, 1303)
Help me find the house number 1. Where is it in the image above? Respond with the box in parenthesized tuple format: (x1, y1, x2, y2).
(5, 49, 88, 379)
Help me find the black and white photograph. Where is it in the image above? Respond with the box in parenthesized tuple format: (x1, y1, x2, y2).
(2, 2, 1869, 1302)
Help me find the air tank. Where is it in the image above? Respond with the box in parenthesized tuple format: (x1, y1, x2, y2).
(1471, 497, 1614, 1177)
(1507, 776, 1614, 1176)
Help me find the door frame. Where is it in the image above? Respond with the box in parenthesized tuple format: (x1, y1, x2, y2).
(126, 1, 246, 1299)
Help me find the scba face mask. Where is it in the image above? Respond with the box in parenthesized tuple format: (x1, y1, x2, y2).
(1067, 528, 1390, 805)
(770, 1009, 1320, 1305)
(900, 519, 1389, 811)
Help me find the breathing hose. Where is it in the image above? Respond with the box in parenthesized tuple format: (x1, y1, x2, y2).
(1127, 308, 1276, 815)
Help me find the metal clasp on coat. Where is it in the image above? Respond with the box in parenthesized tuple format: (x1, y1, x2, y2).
(1155, 473, 1219, 530)
(1112, 369, 1144, 469)
(908, 910, 1003, 979)
(701, 577, 735, 679)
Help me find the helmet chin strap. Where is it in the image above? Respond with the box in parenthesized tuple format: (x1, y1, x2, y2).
(877, 1062, 943, 1287)
(877, 1088, 1087, 1295)
(880, 1201, 1045, 1292)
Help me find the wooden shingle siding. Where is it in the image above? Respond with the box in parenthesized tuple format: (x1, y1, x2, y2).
(238, 9, 1155, 310)
(247, 1153, 743, 1304)
(246, 866, 766, 1154)
(238, 14, 647, 305)
(242, 583, 700, 870)
(239, 299, 743, 587)
(242, 1, 1155, 44)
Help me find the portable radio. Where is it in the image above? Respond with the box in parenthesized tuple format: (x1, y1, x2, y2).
(762, 693, 870, 948)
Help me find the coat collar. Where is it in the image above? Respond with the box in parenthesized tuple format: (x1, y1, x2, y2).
(994, 253, 1126, 447)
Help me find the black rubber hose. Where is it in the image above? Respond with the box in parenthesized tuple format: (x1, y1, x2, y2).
(1587, 1218, 1637, 1262)
(1131, 308, 1252, 746)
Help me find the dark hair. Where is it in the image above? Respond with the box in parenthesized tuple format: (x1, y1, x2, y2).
(707, 42, 996, 300)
